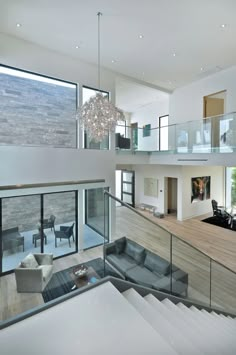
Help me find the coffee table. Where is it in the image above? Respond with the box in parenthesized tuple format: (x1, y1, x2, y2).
(69, 266, 100, 290)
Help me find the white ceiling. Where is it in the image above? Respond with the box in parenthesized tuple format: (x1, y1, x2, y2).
(116, 78, 169, 112)
(0, 0, 236, 92)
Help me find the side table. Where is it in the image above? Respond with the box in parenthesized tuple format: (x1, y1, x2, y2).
(32, 232, 47, 247)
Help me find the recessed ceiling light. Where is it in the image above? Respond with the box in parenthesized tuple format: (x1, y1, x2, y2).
(111, 59, 116, 63)
(200, 67, 204, 71)
(16, 23, 22, 28)
(173, 53, 176, 57)
(75, 45, 80, 49)
(139, 34, 144, 39)
(220, 24, 227, 28)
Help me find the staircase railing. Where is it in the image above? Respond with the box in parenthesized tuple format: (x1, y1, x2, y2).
(116, 111, 236, 154)
(103, 190, 236, 315)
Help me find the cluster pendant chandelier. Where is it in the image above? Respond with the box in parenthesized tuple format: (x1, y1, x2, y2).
(77, 12, 125, 142)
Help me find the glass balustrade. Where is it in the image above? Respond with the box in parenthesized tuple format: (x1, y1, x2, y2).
(116, 112, 236, 154)
(104, 191, 236, 315)
(211, 261, 236, 314)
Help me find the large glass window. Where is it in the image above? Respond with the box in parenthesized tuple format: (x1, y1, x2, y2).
(82, 86, 109, 150)
(0, 191, 77, 274)
(0, 65, 77, 148)
(43, 191, 77, 258)
(226, 167, 236, 211)
(1, 195, 41, 273)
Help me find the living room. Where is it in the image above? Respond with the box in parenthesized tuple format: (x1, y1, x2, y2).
(1, 3, 236, 349)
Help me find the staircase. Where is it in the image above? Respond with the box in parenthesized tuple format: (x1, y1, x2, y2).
(123, 287, 236, 355)
(0, 282, 235, 354)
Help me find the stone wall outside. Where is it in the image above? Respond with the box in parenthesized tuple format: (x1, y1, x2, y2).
(0, 72, 77, 147)
(2, 192, 76, 232)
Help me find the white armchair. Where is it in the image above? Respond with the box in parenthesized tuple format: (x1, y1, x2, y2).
(15, 253, 53, 293)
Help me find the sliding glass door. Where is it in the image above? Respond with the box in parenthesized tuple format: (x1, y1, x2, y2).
(1, 195, 40, 273)
(0, 190, 78, 275)
(43, 191, 77, 258)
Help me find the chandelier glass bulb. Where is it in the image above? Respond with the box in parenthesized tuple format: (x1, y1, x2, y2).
(76, 12, 125, 142)
(77, 92, 125, 142)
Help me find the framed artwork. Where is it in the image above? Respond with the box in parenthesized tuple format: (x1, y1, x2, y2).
(143, 124, 151, 137)
(144, 178, 158, 197)
(191, 176, 211, 203)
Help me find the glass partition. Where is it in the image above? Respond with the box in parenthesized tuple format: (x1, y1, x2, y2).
(1, 195, 41, 272)
(211, 261, 236, 314)
(84, 187, 109, 249)
(104, 193, 171, 292)
(116, 112, 236, 154)
(171, 235, 211, 306)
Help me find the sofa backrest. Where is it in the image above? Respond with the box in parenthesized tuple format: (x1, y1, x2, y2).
(124, 239, 145, 264)
(114, 237, 145, 264)
(144, 250, 170, 276)
(114, 237, 178, 276)
(2, 227, 19, 236)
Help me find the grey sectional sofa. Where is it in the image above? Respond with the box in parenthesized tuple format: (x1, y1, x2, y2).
(105, 237, 188, 297)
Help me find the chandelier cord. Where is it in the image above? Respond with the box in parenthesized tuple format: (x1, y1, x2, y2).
(77, 11, 125, 142)
(97, 12, 102, 91)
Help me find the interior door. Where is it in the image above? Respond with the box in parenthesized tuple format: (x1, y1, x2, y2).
(203, 91, 225, 149)
(121, 170, 135, 207)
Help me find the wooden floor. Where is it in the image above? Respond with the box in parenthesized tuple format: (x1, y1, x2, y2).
(1, 208, 236, 321)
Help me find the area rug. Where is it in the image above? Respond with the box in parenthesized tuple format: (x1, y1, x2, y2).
(42, 258, 120, 303)
(202, 216, 236, 231)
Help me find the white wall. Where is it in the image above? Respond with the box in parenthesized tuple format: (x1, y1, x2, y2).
(131, 99, 169, 151)
(0, 146, 115, 188)
(169, 66, 236, 124)
(132, 164, 182, 218)
(131, 164, 224, 221)
(181, 165, 225, 220)
(0, 33, 116, 101)
(0, 33, 118, 192)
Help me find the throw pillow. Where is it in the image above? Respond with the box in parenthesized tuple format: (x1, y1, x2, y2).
(124, 239, 145, 264)
(115, 236, 126, 254)
(21, 253, 39, 268)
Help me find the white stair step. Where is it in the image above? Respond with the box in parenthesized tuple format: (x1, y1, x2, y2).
(144, 294, 205, 354)
(192, 307, 235, 336)
(208, 311, 236, 334)
(178, 303, 236, 353)
(163, 299, 226, 354)
(190, 306, 236, 353)
(123, 288, 196, 355)
(122, 289, 178, 355)
(0, 282, 175, 355)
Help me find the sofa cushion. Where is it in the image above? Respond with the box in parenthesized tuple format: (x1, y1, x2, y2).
(144, 251, 170, 275)
(115, 236, 126, 254)
(152, 276, 188, 296)
(124, 240, 145, 264)
(126, 265, 161, 288)
(21, 253, 38, 268)
(106, 253, 137, 275)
